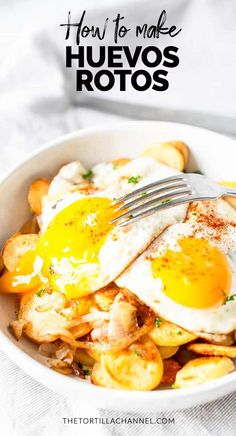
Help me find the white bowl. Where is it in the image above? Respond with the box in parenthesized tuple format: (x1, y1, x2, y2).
(0, 121, 236, 412)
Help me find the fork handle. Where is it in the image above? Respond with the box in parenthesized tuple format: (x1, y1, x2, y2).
(225, 188, 236, 197)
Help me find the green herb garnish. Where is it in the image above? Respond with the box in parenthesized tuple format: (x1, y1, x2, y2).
(128, 175, 141, 184)
(133, 349, 142, 358)
(161, 198, 171, 205)
(84, 368, 91, 376)
(36, 288, 46, 298)
(177, 331, 183, 335)
(155, 317, 162, 328)
(82, 170, 94, 180)
(141, 191, 147, 196)
(223, 294, 236, 305)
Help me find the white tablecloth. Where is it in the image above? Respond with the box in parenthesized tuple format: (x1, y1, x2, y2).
(0, 1, 236, 435)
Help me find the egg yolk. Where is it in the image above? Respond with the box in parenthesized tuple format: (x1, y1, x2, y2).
(0, 250, 42, 293)
(37, 196, 118, 298)
(151, 237, 232, 309)
(219, 181, 236, 188)
(0, 197, 119, 297)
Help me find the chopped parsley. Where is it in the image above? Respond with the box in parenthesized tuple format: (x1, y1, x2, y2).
(141, 191, 147, 196)
(192, 212, 197, 216)
(36, 288, 46, 298)
(128, 175, 141, 184)
(84, 368, 91, 376)
(82, 170, 94, 180)
(133, 349, 142, 358)
(177, 331, 183, 335)
(161, 198, 171, 205)
(223, 294, 236, 305)
(155, 317, 162, 328)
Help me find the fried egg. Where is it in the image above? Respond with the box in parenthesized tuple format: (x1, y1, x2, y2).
(1, 157, 187, 299)
(116, 200, 236, 334)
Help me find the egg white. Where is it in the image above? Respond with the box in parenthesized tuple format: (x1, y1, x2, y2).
(39, 157, 188, 294)
(116, 200, 236, 334)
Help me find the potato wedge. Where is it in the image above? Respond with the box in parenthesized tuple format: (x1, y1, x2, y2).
(142, 142, 185, 171)
(159, 345, 179, 360)
(2, 233, 39, 272)
(193, 331, 234, 346)
(69, 322, 92, 339)
(99, 337, 163, 390)
(170, 141, 189, 166)
(187, 343, 236, 358)
(91, 362, 122, 389)
(160, 359, 181, 386)
(93, 285, 119, 311)
(18, 290, 71, 343)
(174, 357, 234, 388)
(53, 366, 73, 375)
(20, 215, 39, 234)
(28, 178, 50, 215)
(112, 158, 131, 167)
(87, 349, 101, 362)
(74, 349, 95, 366)
(219, 182, 236, 210)
(149, 319, 197, 346)
(0, 255, 4, 275)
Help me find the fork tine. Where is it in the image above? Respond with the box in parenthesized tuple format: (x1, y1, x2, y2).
(115, 194, 198, 227)
(117, 180, 189, 211)
(115, 174, 185, 203)
(111, 188, 192, 224)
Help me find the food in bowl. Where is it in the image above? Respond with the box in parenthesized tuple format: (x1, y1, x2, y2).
(0, 140, 236, 391)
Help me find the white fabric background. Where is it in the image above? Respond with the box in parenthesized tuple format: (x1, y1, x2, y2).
(0, 1, 236, 435)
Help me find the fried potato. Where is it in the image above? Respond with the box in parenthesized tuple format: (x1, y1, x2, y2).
(74, 295, 95, 317)
(98, 337, 163, 390)
(93, 285, 119, 311)
(112, 158, 131, 167)
(91, 362, 122, 389)
(20, 215, 39, 234)
(53, 367, 73, 375)
(28, 178, 50, 215)
(69, 322, 92, 339)
(142, 141, 187, 171)
(219, 182, 236, 209)
(149, 319, 197, 347)
(2, 233, 39, 272)
(174, 357, 234, 388)
(160, 359, 181, 386)
(0, 255, 4, 275)
(74, 349, 95, 366)
(87, 349, 101, 362)
(170, 141, 189, 166)
(158, 345, 179, 360)
(18, 290, 71, 343)
(187, 343, 236, 358)
(193, 331, 234, 346)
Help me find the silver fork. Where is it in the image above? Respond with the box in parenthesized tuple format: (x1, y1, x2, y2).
(111, 174, 236, 227)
